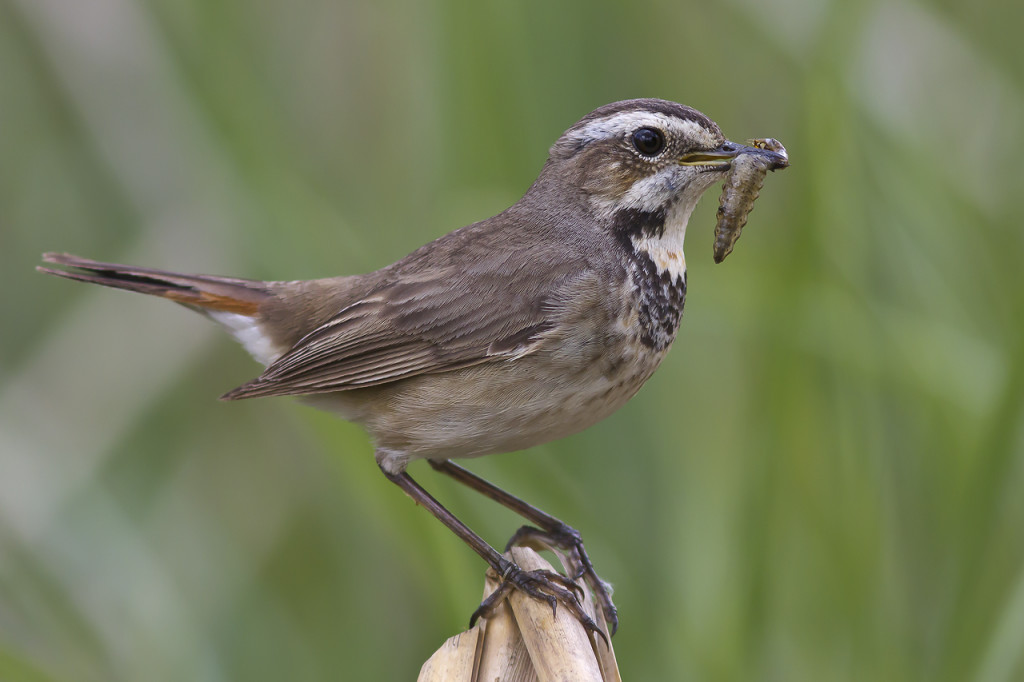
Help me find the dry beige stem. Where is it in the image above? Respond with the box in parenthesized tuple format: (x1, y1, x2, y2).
(417, 629, 484, 682)
(418, 547, 621, 682)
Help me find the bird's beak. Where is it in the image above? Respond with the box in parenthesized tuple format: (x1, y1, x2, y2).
(679, 140, 789, 171)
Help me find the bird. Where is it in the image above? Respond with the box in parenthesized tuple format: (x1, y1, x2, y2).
(38, 98, 787, 639)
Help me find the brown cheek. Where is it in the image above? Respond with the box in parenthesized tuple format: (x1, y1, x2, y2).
(579, 147, 646, 200)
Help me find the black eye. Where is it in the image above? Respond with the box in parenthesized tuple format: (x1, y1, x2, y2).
(632, 127, 665, 156)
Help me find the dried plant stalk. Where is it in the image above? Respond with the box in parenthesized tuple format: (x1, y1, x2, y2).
(418, 547, 621, 682)
(417, 628, 484, 682)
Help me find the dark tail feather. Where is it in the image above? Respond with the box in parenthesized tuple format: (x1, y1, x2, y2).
(38, 252, 270, 315)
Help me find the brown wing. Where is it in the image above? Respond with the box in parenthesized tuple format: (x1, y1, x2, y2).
(220, 239, 579, 400)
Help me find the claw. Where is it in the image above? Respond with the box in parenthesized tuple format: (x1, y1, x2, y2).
(545, 594, 559, 619)
(533, 568, 586, 603)
(469, 578, 514, 628)
(504, 524, 619, 638)
(473, 562, 607, 642)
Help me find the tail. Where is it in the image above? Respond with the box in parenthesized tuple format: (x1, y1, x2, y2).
(38, 252, 270, 315)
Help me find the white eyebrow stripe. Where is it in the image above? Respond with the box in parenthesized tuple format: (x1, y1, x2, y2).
(569, 111, 719, 149)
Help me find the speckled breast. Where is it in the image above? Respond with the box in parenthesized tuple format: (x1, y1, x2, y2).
(628, 250, 687, 351)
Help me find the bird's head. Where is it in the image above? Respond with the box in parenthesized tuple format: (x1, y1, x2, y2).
(529, 98, 784, 278)
(544, 98, 747, 222)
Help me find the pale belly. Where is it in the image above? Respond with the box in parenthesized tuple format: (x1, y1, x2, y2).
(305, 338, 669, 473)
(298, 260, 686, 474)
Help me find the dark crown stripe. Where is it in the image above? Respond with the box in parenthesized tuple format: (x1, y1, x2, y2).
(551, 99, 722, 160)
(574, 98, 719, 135)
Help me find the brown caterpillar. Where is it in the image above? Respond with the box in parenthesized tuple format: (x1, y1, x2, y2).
(713, 138, 788, 264)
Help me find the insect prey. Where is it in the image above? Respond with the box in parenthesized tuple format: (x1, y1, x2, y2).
(713, 138, 788, 264)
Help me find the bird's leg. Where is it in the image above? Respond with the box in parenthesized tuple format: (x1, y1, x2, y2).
(380, 466, 601, 639)
(428, 459, 619, 636)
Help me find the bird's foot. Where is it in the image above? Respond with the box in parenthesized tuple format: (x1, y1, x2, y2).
(471, 562, 607, 645)
(505, 524, 619, 637)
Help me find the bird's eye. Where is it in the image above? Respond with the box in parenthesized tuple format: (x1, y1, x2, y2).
(631, 127, 665, 156)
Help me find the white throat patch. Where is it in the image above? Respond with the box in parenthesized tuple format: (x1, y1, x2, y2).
(628, 172, 720, 281)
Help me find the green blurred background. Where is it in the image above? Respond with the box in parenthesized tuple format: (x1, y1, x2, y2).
(2, 0, 1022, 679)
